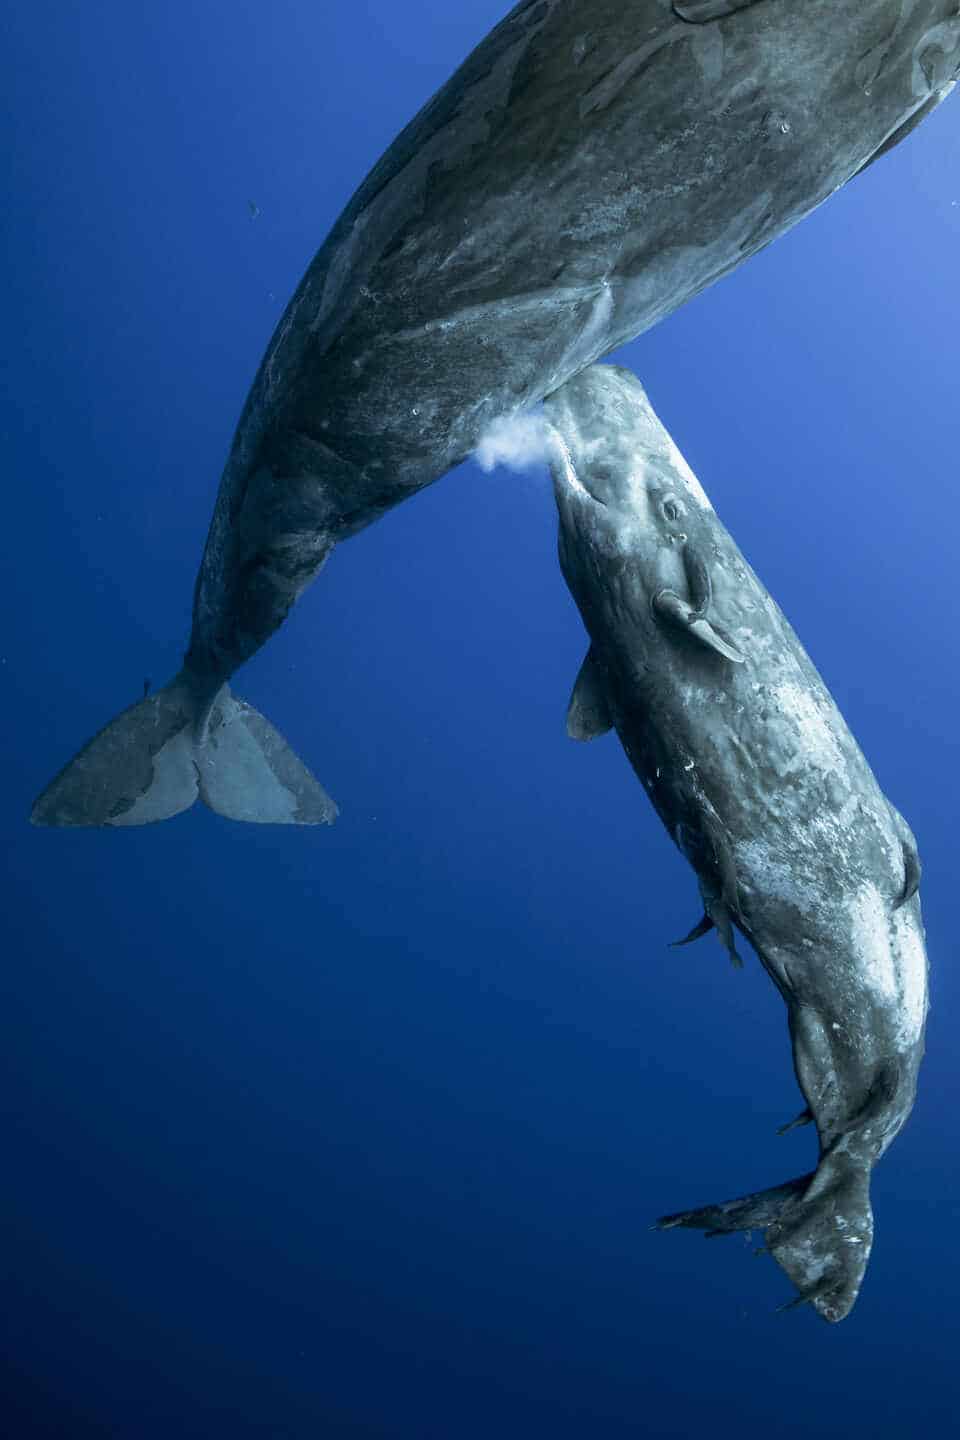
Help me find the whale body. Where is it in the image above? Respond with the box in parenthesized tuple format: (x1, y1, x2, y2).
(545, 362, 928, 1322)
(32, 0, 960, 826)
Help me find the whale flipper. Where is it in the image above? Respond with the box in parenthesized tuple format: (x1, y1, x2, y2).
(652, 545, 745, 663)
(566, 646, 613, 741)
(670, 912, 715, 948)
(653, 589, 746, 664)
(776, 1106, 814, 1136)
(30, 673, 337, 828)
(704, 895, 743, 969)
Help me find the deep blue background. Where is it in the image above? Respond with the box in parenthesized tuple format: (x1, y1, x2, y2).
(4, 2, 959, 1435)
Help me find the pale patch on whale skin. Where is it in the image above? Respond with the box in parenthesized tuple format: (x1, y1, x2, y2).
(847, 884, 928, 1050)
(769, 681, 848, 779)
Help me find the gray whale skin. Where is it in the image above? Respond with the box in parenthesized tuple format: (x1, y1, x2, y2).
(33, 0, 959, 826)
(546, 362, 927, 1324)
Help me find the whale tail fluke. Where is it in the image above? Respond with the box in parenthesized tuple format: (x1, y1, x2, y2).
(655, 1160, 874, 1323)
(195, 686, 338, 825)
(30, 672, 338, 828)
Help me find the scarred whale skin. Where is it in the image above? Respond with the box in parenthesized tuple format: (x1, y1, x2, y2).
(32, 0, 960, 826)
(545, 363, 928, 1323)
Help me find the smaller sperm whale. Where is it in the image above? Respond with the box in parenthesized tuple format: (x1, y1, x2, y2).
(545, 363, 928, 1323)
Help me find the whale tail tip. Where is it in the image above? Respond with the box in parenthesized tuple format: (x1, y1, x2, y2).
(30, 672, 338, 829)
(655, 1161, 874, 1324)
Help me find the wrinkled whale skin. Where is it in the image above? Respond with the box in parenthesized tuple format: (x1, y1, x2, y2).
(190, 0, 960, 676)
(32, 1, 960, 827)
(545, 363, 928, 1323)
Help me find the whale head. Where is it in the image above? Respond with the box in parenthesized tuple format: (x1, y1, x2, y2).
(545, 364, 746, 666)
(544, 365, 712, 531)
(543, 363, 718, 607)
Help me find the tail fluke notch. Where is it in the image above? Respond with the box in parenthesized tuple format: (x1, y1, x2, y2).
(31, 673, 337, 828)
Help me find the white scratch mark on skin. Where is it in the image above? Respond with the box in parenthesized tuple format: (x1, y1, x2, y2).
(580, 26, 691, 117)
(547, 425, 592, 500)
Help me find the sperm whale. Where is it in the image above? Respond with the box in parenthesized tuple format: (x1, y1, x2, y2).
(32, 0, 960, 826)
(545, 362, 927, 1322)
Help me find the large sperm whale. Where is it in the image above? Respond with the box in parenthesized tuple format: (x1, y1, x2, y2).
(32, 0, 960, 826)
(544, 362, 928, 1323)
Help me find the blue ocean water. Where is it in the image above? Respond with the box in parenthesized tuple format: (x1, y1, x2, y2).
(4, 2, 959, 1434)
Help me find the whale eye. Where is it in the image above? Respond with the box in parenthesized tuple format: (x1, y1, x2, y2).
(661, 496, 684, 523)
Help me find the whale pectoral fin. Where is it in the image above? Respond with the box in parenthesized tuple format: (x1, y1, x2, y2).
(687, 618, 746, 665)
(653, 591, 745, 665)
(672, 0, 769, 22)
(566, 646, 613, 741)
(888, 805, 921, 909)
(670, 912, 715, 948)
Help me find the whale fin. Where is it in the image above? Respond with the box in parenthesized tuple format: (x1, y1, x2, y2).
(673, 0, 771, 21)
(653, 590, 745, 664)
(673, 0, 769, 22)
(670, 912, 714, 948)
(31, 672, 337, 828)
(705, 897, 743, 968)
(655, 1161, 873, 1324)
(777, 1106, 814, 1136)
(687, 618, 745, 665)
(696, 815, 743, 966)
(196, 688, 337, 824)
(566, 646, 613, 741)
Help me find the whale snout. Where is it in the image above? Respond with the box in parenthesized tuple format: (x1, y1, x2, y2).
(545, 366, 662, 510)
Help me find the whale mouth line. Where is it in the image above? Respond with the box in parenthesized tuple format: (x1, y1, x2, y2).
(545, 422, 608, 506)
